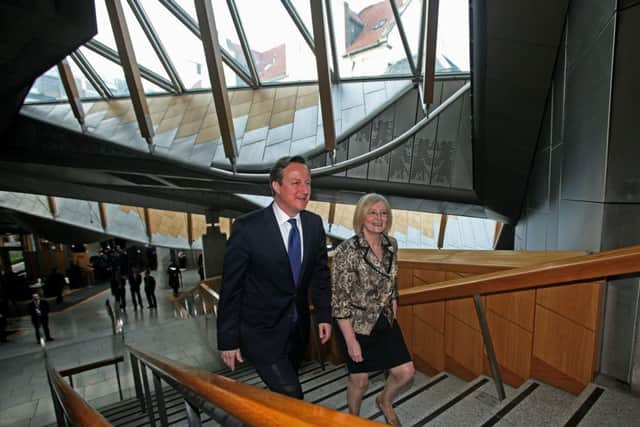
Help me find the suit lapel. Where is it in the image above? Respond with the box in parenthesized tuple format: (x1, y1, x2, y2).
(265, 204, 297, 287)
(299, 211, 313, 285)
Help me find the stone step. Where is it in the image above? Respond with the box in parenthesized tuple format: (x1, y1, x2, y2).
(559, 382, 640, 427)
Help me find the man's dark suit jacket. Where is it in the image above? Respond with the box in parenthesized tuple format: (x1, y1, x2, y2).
(217, 205, 331, 364)
(28, 299, 50, 326)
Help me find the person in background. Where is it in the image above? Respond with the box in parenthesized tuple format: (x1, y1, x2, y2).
(167, 262, 182, 297)
(332, 193, 414, 427)
(47, 267, 66, 305)
(143, 269, 157, 309)
(197, 253, 205, 281)
(216, 155, 332, 399)
(128, 269, 143, 311)
(28, 293, 53, 343)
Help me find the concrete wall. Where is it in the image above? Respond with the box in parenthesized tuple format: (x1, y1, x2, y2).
(515, 0, 640, 389)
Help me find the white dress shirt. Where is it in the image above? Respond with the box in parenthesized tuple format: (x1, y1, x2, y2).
(272, 202, 304, 263)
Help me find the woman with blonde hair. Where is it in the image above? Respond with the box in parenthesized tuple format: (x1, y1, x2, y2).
(332, 193, 414, 426)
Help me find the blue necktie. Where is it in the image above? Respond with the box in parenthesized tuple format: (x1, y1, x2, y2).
(288, 218, 301, 286)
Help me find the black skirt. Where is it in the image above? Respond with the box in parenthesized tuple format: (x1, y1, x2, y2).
(336, 315, 412, 374)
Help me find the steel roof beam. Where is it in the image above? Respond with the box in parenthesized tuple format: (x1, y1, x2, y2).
(105, 0, 154, 146)
(281, 0, 315, 52)
(389, 0, 417, 76)
(310, 0, 336, 153)
(57, 59, 86, 128)
(70, 50, 112, 99)
(159, 0, 254, 88)
(85, 39, 176, 93)
(194, 0, 238, 168)
(127, 0, 185, 93)
(422, 0, 439, 105)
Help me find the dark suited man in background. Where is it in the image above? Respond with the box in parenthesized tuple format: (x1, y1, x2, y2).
(128, 269, 143, 311)
(217, 155, 332, 399)
(143, 269, 157, 309)
(28, 293, 52, 343)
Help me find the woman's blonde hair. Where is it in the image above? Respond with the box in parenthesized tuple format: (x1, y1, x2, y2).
(353, 193, 393, 235)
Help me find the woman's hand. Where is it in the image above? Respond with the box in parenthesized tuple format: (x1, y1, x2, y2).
(392, 298, 398, 319)
(346, 338, 363, 363)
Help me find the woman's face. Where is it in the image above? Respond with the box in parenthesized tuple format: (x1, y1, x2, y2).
(362, 201, 388, 236)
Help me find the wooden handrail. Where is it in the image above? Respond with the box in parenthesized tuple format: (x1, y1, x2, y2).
(171, 277, 221, 318)
(199, 279, 221, 299)
(127, 346, 380, 427)
(47, 363, 112, 426)
(399, 244, 640, 305)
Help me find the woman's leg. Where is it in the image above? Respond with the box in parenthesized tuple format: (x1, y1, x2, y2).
(346, 372, 369, 416)
(377, 361, 415, 426)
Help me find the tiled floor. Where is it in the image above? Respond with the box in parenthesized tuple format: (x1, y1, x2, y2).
(0, 266, 223, 427)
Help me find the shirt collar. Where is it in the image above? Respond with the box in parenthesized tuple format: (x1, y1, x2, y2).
(272, 201, 300, 225)
(355, 233, 393, 251)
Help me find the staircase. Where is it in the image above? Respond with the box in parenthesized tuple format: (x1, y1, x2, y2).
(93, 360, 640, 426)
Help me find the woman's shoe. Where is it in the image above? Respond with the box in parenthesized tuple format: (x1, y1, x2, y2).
(376, 394, 401, 427)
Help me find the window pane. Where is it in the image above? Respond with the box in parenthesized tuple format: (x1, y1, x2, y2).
(396, 0, 423, 70)
(25, 66, 66, 103)
(390, 209, 440, 248)
(235, 0, 317, 83)
(67, 58, 102, 99)
(144, 3, 209, 90)
(174, 0, 251, 75)
(289, 0, 313, 34)
(122, 1, 171, 81)
(93, 0, 117, 49)
(80, 47, 131, 96)
(329, 0, 412, 78)
(436, 0, 470, 72)
(443, 216, 496, 249)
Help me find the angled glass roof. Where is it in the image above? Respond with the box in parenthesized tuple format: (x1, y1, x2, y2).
(26, 0, 470, 103)
(235, 0, 317, 83)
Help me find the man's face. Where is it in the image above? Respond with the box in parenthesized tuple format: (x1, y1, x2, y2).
(272, 162, 311, 217)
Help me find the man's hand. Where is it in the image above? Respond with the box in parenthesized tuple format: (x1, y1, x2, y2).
(221, 349, 243, 371)
(318, 322, 332, 344)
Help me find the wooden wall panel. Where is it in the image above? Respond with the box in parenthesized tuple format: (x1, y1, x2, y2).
(398, 306, 414, 353)
(487, 289, 535, 331)
(532, 305, 597, 389)
(394, 250, 603, 395)
(445, 314, 484, 379)
(414, 301, 445, 332)
(486, 310, 532, 385)
(397, 266, 413, 289)
(536, 281, 603, 331)
(446, 297, 481, 330)
(413, 269, 446, 285)
(412, 317, 445, 375)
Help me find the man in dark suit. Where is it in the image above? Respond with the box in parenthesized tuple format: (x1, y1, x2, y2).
(217, 156, 332, 399)
(28, 293, 52, 343)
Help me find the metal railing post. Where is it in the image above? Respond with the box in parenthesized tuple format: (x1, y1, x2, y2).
(184, 399, 202, 426)
(473, 294, 506, 400)
(114, 360, 124, 400)
(153, 372, 168, 427)
(130, 353, 145, 411)
(106, 300, 116, 335)
(140, 364, 157, 427)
